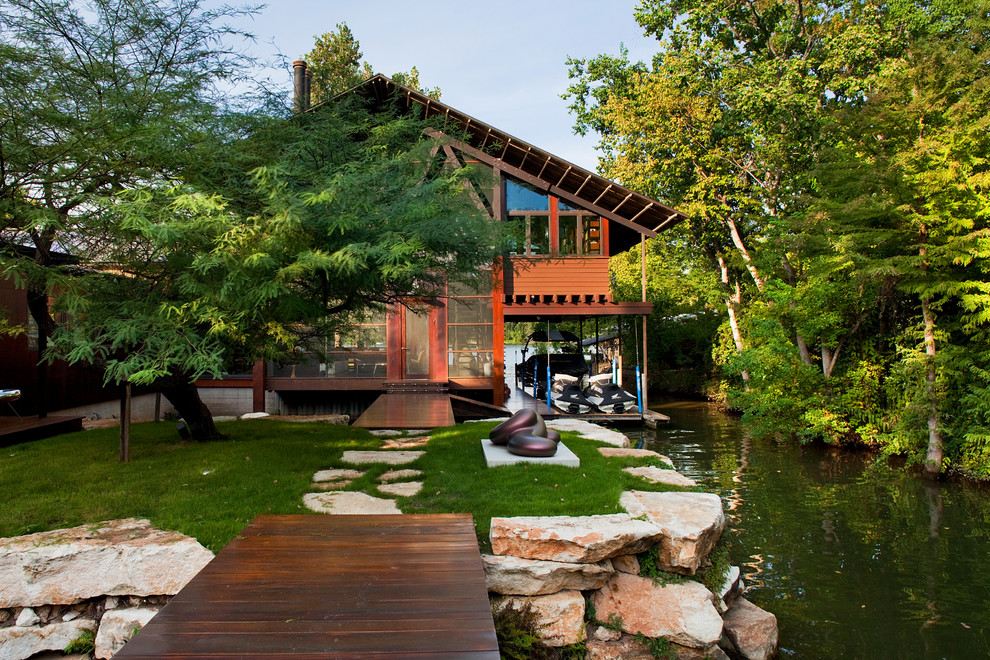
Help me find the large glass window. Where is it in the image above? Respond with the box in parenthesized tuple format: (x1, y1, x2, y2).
(447, 279, 494, 378)
(269, 312, 387, 378)
(559, 216, 578, 255)
(507, 179, 550, 211)
(505, 178, 603, 256)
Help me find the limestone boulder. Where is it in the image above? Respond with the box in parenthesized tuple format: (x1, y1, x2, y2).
(490, 515, 662, 564)
(620, 491, 726, 574)
(591, 572, 723, 648)
(0, 619, 97, 660)
(717, 566, 744, 612)
(496, 590, 586, 647)
(673, 642, 731, 660)
(721, 597, 778, 660)
(585, 634, 655, 660)
(482, 554, 614, 595)
(624, 466, 697, 488)
(0, 519, 213, 608)
(611, 554, 641, 574)
(94, 607, 159, 659)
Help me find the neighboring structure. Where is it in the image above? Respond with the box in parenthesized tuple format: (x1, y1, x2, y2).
(198, 71, 686, 418)
(0, 248, 106, 417)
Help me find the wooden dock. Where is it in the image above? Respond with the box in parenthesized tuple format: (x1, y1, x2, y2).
(352, 393, 455, 429)
(114, 514, 500, 659)
(0, 415, 83, 446)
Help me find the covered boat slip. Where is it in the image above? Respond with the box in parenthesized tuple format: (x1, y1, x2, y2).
(113, 514, 499, 659)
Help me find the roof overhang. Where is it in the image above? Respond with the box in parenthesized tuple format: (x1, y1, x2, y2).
(337, 75, 688, 238)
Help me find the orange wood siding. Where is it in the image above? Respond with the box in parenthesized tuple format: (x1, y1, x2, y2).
(505, 256, 611, 299)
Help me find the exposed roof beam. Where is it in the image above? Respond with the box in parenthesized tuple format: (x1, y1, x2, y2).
(612, 193, 633, 214)
(652, 213, 681, 232)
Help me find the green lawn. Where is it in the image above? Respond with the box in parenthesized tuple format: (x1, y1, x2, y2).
(0, 419, 684, 554)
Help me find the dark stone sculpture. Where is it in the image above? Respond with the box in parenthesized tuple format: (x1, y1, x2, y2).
(507, 433, 558, 457)
(491, 410, 558, 457)
(491, 409, 546, 446)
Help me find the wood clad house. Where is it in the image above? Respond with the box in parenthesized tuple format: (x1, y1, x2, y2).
(200, 72, 686, 419)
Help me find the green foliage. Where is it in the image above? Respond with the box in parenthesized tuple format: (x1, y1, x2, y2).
(633, 633, 673, 659)
(492, 602, 586, 660)
(570, 0, 990, 475)
(63, 630, 95, 655)
(306, 23, 440, 102)
(696, 539, 731, 595)
(637, 545, 686, 586)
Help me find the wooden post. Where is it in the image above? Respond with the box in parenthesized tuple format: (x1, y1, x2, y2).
(252, 359, 266, 413)
(641, 236, 649, 411)
(119, 380, 131, 463)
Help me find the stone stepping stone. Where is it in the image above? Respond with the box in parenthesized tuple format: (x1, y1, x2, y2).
(312, 468, 365, 483)
(377, 482, 424, 497)
(598, 447, 675, 467)
(378, 469, 424, 482)
(369, 429, 403, 436)
(624, 466, 697, 488)
(312, 481, 352, 491)
(546, 419, 629, 448)
(341, 450, 423, 465)
(381, 436, 431, 449)
(302, 491, 401, 515)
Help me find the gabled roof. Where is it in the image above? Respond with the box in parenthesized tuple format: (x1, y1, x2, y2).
(343, 75, 687, 238)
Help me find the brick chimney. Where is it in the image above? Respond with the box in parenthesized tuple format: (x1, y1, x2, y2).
(293, 60, 310, 113)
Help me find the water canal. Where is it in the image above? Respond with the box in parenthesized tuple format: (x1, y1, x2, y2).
(629, 400, 990, 659)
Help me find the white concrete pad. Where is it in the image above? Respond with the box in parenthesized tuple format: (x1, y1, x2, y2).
(482, 440, 580, 468)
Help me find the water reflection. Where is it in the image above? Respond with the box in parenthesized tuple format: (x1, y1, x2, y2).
(624, 400, 990, 659)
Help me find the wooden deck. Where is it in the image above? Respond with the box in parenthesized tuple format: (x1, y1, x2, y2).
(352, 393, 455, 429)
(114, 514, 499, 659)
(0, 415, 83, 446)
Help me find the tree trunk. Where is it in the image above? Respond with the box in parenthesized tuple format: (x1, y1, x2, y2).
(921, 293, 943, 476)
(724, 213, 766, 292)
(781, 255, 814, 366)
(718, 255, 750, 383)
(157, 373, 224, 442)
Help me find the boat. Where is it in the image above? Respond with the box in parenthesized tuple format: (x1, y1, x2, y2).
(583, 374, 639, 414)
(514, 330, 589, 398)
(550, 375, 595, 414)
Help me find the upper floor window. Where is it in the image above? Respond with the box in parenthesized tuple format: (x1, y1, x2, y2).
(506, 179, 603, 257)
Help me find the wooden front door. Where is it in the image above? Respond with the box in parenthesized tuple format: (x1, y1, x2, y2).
(401, 305, 432, 379)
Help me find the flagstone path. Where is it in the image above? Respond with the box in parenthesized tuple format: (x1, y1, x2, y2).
(304, 431, 427, 514)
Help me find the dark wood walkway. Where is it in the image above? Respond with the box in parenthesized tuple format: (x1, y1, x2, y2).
(0, 415, 83, 446)
(352, 393, 455, 429)
(114, 514, 499, 659)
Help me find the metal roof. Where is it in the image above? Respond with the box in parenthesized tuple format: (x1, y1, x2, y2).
(340, 75, 687, 238)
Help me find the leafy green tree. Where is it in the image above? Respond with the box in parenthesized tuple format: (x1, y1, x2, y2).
(51, 103, 500, 440)
(813, 1, 990, 474)
(0, 0, 254, 421)
(567, 0, 990, 475)
(306, 23, 440, 102)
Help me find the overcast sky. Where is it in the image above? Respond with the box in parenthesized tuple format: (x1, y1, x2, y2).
(227, 0, 661, 172)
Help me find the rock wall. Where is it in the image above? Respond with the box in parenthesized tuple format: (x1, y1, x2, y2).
(485, 487, 779, 660)
(0, 519, 213, 660)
